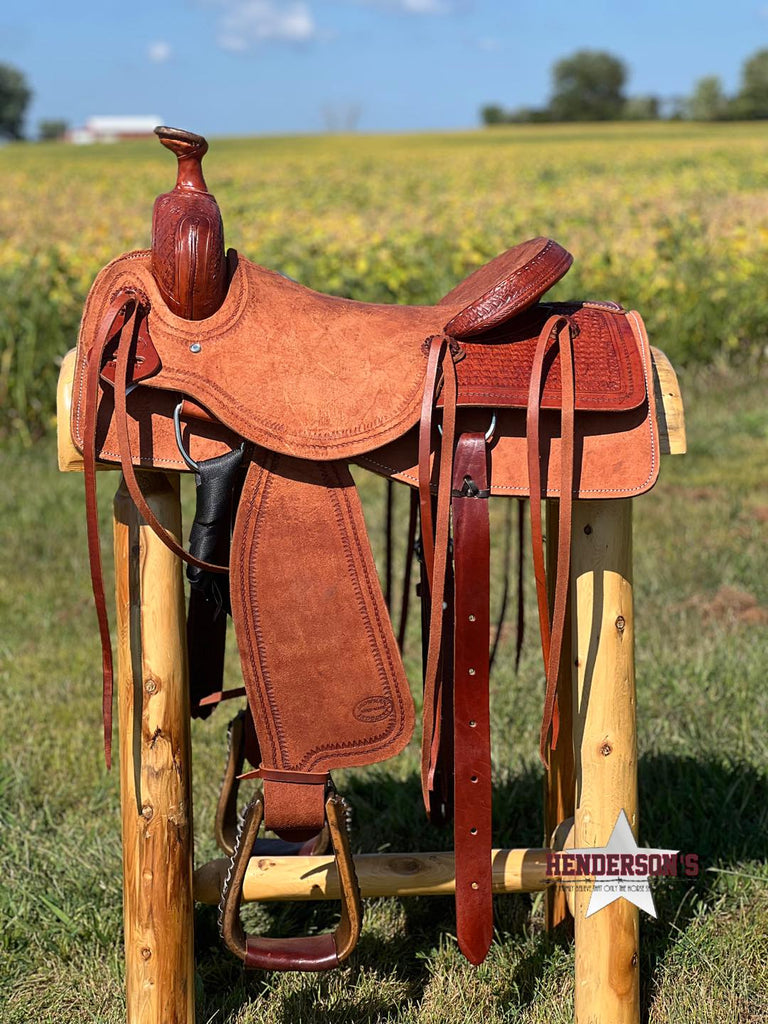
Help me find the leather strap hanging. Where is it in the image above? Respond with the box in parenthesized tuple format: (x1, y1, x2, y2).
(83, 293, 141, 768)
(525, 315, 576, 768)
(417, 334, 459, 814)
(452, 431, 493, 965)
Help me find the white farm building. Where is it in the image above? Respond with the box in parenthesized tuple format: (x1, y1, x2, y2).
(69, 116, 162, 144)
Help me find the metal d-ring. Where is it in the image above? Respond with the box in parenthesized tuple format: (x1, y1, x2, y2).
(438, 411, 497, 444)
(173, 401, 200, 472)
(173, 401, 247, 472)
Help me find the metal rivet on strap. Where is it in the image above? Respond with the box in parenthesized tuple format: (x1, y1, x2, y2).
(471, 882, 479, 890)
(190, 342, 202, 354)
(468, 614, 476, 622)
(469, 720, 476, 728)
(468, 668, 476, 676)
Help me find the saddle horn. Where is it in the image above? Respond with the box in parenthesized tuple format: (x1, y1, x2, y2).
(151, 126, 228, 320)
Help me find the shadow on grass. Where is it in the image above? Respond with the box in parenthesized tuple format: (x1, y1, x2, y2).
(193, 754, 767, 1022)
(638, 753, 768, 1022)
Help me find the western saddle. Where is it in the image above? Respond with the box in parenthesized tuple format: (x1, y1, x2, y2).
(71, 128, 659, 971)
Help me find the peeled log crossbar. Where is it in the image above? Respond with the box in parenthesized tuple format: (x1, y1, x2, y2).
(194, 847, 553, 905)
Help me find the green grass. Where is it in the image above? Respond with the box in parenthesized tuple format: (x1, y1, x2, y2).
(1, 362, 767, 1022)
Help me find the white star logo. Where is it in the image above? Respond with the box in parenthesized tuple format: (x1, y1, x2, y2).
(568, 810, 678, 918)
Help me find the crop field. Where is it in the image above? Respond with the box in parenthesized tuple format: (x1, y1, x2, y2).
(1, 123, 768, 1022)
(3, 122, 768, 440)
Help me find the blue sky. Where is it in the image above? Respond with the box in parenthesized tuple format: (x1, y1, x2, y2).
(5, 0, 768, 135)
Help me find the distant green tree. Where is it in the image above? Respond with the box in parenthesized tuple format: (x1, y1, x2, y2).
(0, 63, 32, 139)
(549, 50, 627, 121)
(688, 75, 727, 121)
(735, 49, 768, 118)
(38, 119, 68, 141)
(623, 95, 660, 120)
(481, 104, 509, 125)
(507, 106, 551, 123)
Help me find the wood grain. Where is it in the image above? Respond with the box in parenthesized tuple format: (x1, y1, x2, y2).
(114, 474, 195, 1024)
(571, 499, 639, 1024)
(194, 847, 553, 905)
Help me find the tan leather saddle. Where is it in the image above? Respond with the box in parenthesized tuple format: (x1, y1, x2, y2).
(72, 128, 659, 972)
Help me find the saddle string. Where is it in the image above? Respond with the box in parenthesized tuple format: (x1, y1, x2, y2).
(418, 333, 458, 813)
(526, 315, 576, 768)
(85, 293, 240, 764)
(83, 293, 142, 768)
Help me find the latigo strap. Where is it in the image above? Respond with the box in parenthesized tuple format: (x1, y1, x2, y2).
(452, 431, 493, 965)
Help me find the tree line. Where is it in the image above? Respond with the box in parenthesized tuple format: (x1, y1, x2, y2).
(482, 48, 768, 124)
(3, 49, 768, 141)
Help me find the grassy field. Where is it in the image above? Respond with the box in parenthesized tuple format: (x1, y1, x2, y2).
(1, 124, 768, 1022)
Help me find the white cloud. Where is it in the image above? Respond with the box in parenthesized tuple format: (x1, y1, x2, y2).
(148, 41, 172, 63)
(353, 0, 461, 12)
(214, 1, 318, 50)
(398, 0, 450, 11)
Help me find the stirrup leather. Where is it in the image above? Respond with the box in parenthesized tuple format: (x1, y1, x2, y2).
(215, 712, 330, 857)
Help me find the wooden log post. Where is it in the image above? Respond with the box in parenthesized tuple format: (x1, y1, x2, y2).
(571, 499, 639, 1024)
(113, 473, 195, 1024)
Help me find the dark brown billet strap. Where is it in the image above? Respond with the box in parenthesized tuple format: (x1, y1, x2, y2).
(488, 498, 525, 674)
(219, 792, 362, 970)
(418, 335, 459, 814)
(397, 489, 419, 651)
(452, 432, 493, 965)
(526, 315, 575, 768)
(83, 292, 140, 768)
(384, 479, 394, 609)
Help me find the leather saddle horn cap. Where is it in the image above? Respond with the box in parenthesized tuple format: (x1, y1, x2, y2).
(441, 238, 573, 339)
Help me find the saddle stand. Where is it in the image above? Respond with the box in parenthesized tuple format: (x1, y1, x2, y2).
(57, 128, 686, 1023)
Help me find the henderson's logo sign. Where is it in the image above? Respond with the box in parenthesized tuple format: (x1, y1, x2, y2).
(545, 810, 700, 918)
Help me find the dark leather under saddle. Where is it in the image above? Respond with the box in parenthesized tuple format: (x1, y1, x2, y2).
(71, 128, 659, 971)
